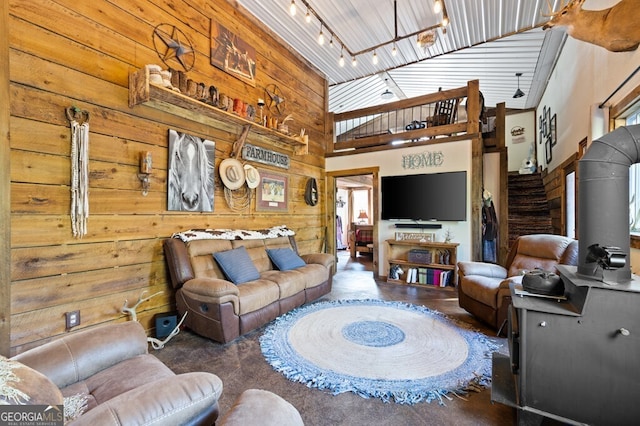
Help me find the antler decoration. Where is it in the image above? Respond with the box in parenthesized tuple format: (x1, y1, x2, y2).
(121, 291, 187, 350)
(147, 312, 188, 350)
(121, 290, 164, 322)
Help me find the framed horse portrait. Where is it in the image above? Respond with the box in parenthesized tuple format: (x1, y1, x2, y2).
(167, 130, 215, 212)
(256, 170, 288, 212)
(210, 20, 257, 87)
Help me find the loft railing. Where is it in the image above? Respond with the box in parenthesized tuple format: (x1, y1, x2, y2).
(329, 80, 481, 153)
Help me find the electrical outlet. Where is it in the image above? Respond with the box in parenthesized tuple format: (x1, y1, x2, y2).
(65, 310, 80, 329)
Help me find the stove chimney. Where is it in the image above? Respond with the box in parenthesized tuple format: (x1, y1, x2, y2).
(578, 124, 640, 283)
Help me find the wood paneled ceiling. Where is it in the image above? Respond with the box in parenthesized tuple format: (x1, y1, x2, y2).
(237, 0, 572, 113)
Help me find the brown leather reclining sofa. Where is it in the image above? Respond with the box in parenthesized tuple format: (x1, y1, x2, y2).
(164, 227, 334, 343)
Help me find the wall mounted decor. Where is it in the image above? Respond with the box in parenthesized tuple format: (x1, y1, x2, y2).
(167, 130, 215, 212)
(539, 106, 556, 165)
(137, 151, 152, 196)
(401, 150, 444, 169)
(256, 169, 288, 212)
(152, 24, 195, 72)
(210, 21, 256, 87)
(66, 106, 90, 238)
(242, 143, 290, 169)
(264, 84, 286, 115)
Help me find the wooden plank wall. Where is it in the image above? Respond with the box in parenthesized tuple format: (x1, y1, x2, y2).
(542, 153, 578, 236)
(7, 0, 327, 354)
(1, 1, 11, 356)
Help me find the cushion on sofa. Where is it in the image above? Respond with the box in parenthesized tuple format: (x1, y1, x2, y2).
(260, 269, 307, 298)
(214, 246, 261, 284)
(266, 248, 306, 271)
(59, 354, 175, 411)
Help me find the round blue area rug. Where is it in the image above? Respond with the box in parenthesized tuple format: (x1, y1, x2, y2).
(259, 299, 499, 405)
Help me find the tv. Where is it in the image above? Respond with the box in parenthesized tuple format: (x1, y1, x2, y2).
(381, 171, 467, 221)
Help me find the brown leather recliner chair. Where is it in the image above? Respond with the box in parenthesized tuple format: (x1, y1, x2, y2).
(9, 321, 223, 425)
(457, 234, 578, 332)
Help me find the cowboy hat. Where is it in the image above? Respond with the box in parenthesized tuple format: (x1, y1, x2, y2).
(219, 158, 245, 190)
(244, 164, 261, 189)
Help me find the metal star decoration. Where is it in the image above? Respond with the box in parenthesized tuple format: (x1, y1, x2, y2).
(265, 84, 286, 115)
(152, 24, 195, 72)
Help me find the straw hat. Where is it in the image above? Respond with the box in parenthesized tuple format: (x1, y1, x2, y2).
(244, 164, 261, 189)
(219, 158, 246, 190)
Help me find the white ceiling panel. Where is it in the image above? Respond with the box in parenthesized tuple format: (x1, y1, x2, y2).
(237, 0, 569, 112)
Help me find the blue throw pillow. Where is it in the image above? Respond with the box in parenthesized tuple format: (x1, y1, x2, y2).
(267, 248, 306, 271)
(213, 246, 260, 284)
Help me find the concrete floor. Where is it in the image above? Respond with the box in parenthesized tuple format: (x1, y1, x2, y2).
(155, 251, 518, 425)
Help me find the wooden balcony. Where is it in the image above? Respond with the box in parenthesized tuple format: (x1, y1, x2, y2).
(329, 80, 481, 155)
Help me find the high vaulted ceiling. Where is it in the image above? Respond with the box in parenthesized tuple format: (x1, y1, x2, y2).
(237, 0, 573, 113)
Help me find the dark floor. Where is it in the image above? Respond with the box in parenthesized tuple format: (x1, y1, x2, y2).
(155, 251, 517, 425)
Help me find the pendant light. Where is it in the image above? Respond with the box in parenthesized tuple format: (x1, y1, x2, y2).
(513, 72, 525, 98)
(381, 78, 393, 100)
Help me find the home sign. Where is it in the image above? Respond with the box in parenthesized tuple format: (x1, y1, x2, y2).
(401, 150, 444, 169)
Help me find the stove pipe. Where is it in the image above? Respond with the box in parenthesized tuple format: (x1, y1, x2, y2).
(578, 124, 640, 282)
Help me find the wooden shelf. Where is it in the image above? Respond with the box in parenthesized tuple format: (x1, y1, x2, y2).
(385, 239, 458, 287)
(128, 67, 308, 155)
(388, 259, 455, 271)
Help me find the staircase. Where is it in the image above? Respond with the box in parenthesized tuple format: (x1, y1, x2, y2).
(508, 172, 553, 248)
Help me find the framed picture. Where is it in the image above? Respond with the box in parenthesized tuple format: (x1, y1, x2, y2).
(167, 130, 215, 212)
(210, 20, 256, 87)
(545, 138, 553, 165)
(256, 170, 288, 212)
(550, 113, 557, 146)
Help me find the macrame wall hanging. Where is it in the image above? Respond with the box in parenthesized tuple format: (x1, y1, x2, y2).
(66, 106, 90, 238)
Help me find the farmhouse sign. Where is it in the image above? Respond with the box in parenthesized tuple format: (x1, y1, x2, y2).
(401, 150, 444, 169)
(242, 143, 290, 169)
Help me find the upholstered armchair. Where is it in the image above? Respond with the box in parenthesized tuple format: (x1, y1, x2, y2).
(9, 321, 223, 425)
(457, 234, 578, 332)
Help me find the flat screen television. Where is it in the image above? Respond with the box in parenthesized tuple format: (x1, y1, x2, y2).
(381, 171, 467, 221)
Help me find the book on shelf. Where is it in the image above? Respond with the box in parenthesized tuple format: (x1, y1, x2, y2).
(418, 268, 427, 284)
(402, 266, 452, 287)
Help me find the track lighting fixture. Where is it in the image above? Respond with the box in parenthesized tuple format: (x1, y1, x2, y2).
(288, 0, 451, 66)
(513, 72, 525, 98)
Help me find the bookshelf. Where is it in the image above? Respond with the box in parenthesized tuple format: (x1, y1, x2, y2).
(385, 239, 458, 287)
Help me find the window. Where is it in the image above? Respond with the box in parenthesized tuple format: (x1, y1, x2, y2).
(352, 189, 370, 224)
(628, 108, 640, 234)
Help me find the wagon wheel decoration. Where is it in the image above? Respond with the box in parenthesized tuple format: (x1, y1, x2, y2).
(152, 24, 196, 72)
(265, 84, 286, 115)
